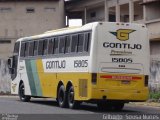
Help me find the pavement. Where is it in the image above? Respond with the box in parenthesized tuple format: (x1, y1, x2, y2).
(0, 96, 160, 120)
(129, 101, 160, 108)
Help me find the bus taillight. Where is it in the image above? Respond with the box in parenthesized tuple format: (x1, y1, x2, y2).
(92, 73, 97, 84)
(145, 75, 149, 87)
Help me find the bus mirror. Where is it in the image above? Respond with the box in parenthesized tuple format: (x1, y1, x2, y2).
(8, 57, 13, 69)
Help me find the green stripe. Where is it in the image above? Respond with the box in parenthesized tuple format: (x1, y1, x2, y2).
(25, 60, 37, 96)
(30, 60, 42, 96)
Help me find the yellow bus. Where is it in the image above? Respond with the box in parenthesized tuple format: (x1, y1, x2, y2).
(8, 22, 150, 110)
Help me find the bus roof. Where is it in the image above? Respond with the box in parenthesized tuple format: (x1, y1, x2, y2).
(16, 22, 146, 42)
(17, 22, 97, 42)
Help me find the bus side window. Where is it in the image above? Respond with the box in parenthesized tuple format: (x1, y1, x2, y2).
(24, 42, 29, 57)
(53, 37, 59, 54)
(43, 39, 48, 55)
(65, 36, 70, 54)
(14, 42, 20, 55)
(84, 32, 91, 52)
(20, 42, 25, 57)
(38, 40, 44, 56)
(48, 38, 54, 55)
(59, 36, 65, 54)
(29, 41, 34, 56)
(71, 34, 78, 53)
(33, 41, 38, 56)
(78, 34, 84, 53)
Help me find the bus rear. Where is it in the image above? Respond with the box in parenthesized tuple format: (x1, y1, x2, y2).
(91, 22, 149, 108)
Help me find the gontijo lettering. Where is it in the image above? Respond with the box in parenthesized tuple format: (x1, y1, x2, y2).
(46, 60, 66, 69)
(103, 42, 142, 50)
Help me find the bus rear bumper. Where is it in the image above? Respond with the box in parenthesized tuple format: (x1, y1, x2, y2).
(91, 88, 149, 102)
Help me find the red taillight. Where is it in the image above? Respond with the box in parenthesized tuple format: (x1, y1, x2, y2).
(92, 73, 97, 84)
(145, 75, 149, 87)
(100, 75, 142, 81)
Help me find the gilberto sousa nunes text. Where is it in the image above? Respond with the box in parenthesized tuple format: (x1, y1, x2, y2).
(103, 114, 159, 120)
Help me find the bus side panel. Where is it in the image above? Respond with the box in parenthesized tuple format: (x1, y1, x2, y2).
(56, 72, 92, 101)
(18, 60, 32, 96)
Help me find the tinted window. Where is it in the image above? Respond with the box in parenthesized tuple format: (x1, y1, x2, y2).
(14, 42, 20, 54)
(38, 40, 43, 55)
(29, 42, 34, 56)
(34, 41, 38, 56)
(48, 38, 54, 55)
(53, 37, 59, 54)
(65, 36, 70, 53)
(59, 36, 65, 54)
(20, 42, 25, 57)
(84, 33, 91, 52)
(43, 40, 48, 55)
(78, 34, 84, 52)
(24, 42, 29, 57)
(71, 35, 78, 52)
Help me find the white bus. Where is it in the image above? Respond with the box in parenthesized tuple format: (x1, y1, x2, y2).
(8, 22, 150, 110)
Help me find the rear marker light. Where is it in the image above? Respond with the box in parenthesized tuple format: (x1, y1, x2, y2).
(92, 73, 97, 84)
(145, 75, 149, 86)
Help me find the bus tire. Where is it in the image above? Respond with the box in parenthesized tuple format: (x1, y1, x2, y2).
(57, 85, 67, 108)
(19, 82, 31, 102)
(67, 86, 80, 109)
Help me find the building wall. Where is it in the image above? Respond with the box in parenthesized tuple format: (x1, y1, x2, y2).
(146, 3, 160, 21)
(86, 6, 105, 23)
(0, 0, 65, 59)
(0, 0, 65, 93)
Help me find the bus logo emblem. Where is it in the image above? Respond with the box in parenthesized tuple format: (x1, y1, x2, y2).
(110, 29, 135, 41)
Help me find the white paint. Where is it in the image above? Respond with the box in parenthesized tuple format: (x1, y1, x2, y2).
(42, 56, 89, 73)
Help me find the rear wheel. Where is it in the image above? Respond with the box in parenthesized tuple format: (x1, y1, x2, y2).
(19, 83, 31, 102)
(57, 85, 67, 108)
(67, 86, 80, 109)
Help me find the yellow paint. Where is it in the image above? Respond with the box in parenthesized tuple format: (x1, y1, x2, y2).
(35, 59, 148, 102)
(111, 29, 135, 41)
(92, 73, 149, 101)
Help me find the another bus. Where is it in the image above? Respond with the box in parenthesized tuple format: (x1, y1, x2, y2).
(8, 22, 150, 110)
